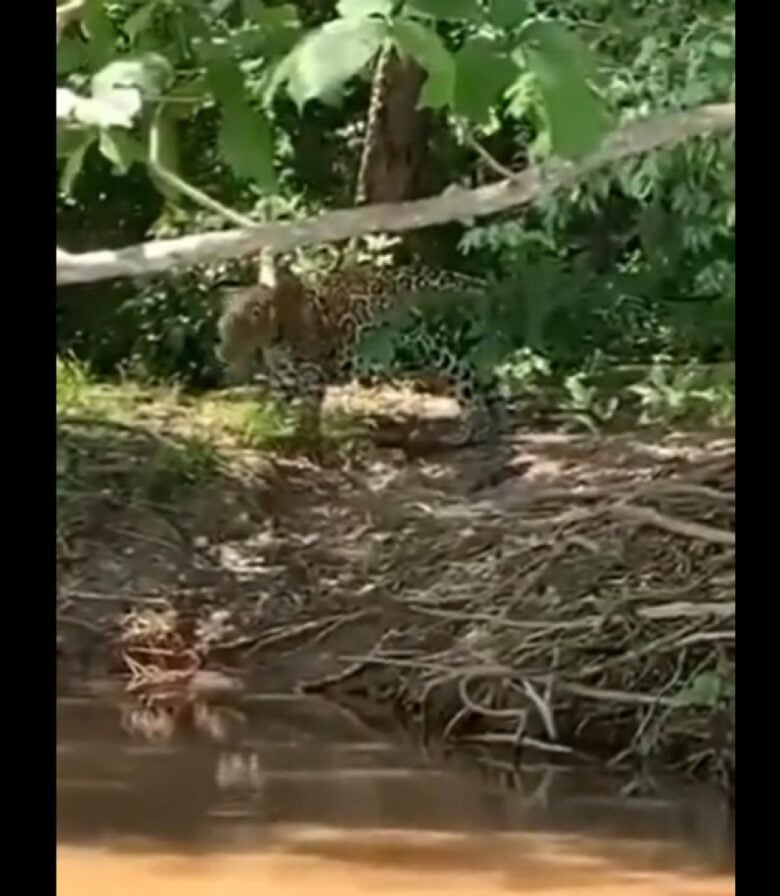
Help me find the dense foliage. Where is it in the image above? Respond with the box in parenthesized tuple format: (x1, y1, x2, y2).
(56, 1, 734, 396)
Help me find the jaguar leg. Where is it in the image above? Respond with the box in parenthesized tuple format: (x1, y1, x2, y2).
(259, 349, 323, 450)
(291, 362, 328, 450)
(426, 339, 508, 446)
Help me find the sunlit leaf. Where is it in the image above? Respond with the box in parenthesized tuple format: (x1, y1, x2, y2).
(59, 131, 96, 195)
(90, 89, 143, 127)
(83, 0, 117, 66)
(98, 129, 140, 174)
(281, 17, 386, 108)
(519, 20, 613, 159)
(337, 0, 394, 17)
(453, 37, 517, 125)
(57, 86, 142, 129)
(405, 0, 482, 22)
(57, 89, 80, 121)
(392, 19, 454, 109)
(92, 53, 174, 103)
(124, 1, 161, 41)
(505, 70, 539, 118)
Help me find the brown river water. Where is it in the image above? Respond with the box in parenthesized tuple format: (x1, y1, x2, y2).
(57, 693, 734, 896)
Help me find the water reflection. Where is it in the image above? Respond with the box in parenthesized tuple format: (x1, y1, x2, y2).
(57, 692, 734, 895)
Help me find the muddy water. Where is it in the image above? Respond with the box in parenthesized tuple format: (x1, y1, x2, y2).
(57, 693, 734, 896)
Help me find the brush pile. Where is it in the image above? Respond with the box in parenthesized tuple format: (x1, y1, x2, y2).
(57, 410, 734, 790)
(307, 434, 735, 789)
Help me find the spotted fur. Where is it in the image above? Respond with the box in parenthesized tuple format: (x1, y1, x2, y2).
(218, 263, 508, 446)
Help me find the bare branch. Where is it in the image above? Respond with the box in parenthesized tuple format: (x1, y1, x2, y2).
(56, 103, 734, 286)
(147, 111, 259, 230)
(463, 132, 519, 181)
(610, 503, 735, 546)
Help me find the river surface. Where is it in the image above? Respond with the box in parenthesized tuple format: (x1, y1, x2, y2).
(57, 692, 734, 896)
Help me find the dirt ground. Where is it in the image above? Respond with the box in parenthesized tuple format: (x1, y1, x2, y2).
(56, 386, 734, 791)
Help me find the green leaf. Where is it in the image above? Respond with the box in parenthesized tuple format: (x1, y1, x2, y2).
(488, 0, 529, 29)
(281, 17, 386, 108)
(220, 104, 276, 188)
(98, 129, 140, 174)
(337, 0, 394, 17)
(241, 0, 264, 18)
(405, 0, 482, 22)
(57, 37, 90, 76)
(392, 19, 454, 109)
(521, 20, 606, 90)
(676, 672, 727, 708)
(453, 37, 517, 125)
(58, 86, 142, 129)
(159, 76, 208, 119)
(242, 0, 298, 25)
(59, 131, 96, 195)
(92, 53, 174, 103)
(83, 0, 118, 66)
(519, 20, 612, 160)
(124, 1, 160, 41)
(207, 59, 276, 188)
(57, 123, 90, 159)
(206, 56, 245, 106)
(239, 2, 302, 57)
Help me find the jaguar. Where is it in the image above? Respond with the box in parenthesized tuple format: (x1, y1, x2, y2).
(216, 261, 509, 446)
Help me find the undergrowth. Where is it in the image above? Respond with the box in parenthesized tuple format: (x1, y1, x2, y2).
(56, 349, 735, 502)
(56, 356, 371, 508)
(499, 349, 734, 432)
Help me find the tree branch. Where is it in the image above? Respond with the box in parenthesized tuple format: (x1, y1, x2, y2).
(56, 103, 734, 286)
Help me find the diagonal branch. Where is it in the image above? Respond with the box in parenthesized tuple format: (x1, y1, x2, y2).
(56, 103, 734, 286)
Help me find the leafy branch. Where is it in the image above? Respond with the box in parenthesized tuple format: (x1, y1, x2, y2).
(55, 2, 635, 203)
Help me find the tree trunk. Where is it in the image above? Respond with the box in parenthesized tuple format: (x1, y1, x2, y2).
(358, 51, 430, 206)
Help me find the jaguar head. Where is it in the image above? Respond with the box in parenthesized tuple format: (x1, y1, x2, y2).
(217, 260, 307, 380)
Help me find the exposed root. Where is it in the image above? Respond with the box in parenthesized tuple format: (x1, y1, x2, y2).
(57, 413, 734, 794)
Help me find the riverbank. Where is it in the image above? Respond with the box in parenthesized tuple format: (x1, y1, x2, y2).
(56, 374, 734, 795)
